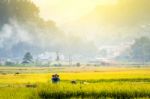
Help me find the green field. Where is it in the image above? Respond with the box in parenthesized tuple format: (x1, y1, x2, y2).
(0, 66, 150, 99)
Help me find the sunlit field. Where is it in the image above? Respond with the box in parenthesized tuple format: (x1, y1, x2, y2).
(0, 66, 150, 99)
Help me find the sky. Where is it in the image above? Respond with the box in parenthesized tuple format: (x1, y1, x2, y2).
(31, 0, 150, 59)
(32, 0, 117, 25)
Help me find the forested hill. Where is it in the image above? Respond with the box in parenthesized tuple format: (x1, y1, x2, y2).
(0, 0, 62, 58)
(0, 0, 56, 28)
(0, 0, 36, 26)
(0, 0, 98, 59)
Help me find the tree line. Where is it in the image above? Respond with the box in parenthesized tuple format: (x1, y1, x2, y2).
(118, 36, 150, 64)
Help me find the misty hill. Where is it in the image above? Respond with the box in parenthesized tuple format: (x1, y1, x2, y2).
(1, 0, 150, 62)
(0, 0, 61, 58)
(0, 0, 98, 59)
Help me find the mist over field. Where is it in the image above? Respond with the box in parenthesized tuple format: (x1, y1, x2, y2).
(0, 0, 150, 64)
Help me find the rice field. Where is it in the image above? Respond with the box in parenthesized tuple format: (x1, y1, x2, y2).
(0, 66, 150, 99)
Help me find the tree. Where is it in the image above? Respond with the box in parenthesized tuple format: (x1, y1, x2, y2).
(0, 0, 39, 27)
(22, 52, 33, 64)
(130, 37, 150, 64)
(0, 0, 56, 28)
(5, 61, 15, 66)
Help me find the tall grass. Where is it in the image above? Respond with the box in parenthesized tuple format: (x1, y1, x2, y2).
(36, 82, 150, 98)
(0, 81, 150, 98)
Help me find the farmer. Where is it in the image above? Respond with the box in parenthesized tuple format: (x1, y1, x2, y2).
(52, 74, 60, 83)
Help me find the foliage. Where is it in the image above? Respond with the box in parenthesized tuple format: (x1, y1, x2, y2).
(118, 37, 150, 63)
(0, 0, 39, 26)
(0, 0, 58, 29)
(5, 61, 15, 66)
(22, 52, 33, 64)
(131, 37, 150, 63)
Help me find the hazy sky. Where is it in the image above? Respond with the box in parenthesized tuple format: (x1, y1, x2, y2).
(32, 0, 117, 25)
(31, 0, 150, 57)
(32, 0, 150, 42)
